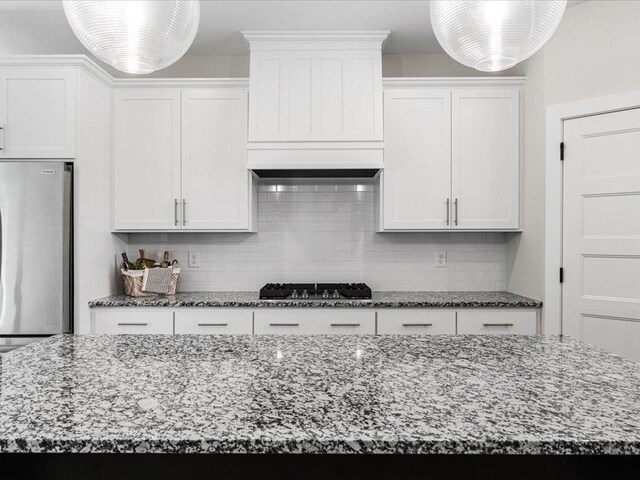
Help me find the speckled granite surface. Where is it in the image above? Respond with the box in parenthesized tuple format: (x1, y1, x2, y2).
(88, 291, 542, 309)
(1, 334, 638, 454)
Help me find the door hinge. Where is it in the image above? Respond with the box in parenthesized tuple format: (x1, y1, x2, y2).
(559, 267, 564, 283)
(560, 142, 565, 161)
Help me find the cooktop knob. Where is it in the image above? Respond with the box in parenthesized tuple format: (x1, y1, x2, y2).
(322, 290, 329, 299)
(291, 290, 299, 299)
(301, 290, 309, 299)
(332, 290, 340, 299)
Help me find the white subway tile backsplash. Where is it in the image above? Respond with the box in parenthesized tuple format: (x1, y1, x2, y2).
(125, 179, 508, 292)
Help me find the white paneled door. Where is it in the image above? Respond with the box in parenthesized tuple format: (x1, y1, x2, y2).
(181, 89, 250, 230)
(382, 88, 451, 229)
(563, 108, 640, 361)
(451, 88, 520, 229)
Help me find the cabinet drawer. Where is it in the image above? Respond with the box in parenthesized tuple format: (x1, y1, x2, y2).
(254, 309, 375, 335)
(174, 309, 253, 334)
(456, 310, 537, 335)
(91, 308, 174, 334)
(377, 309, 456, 334)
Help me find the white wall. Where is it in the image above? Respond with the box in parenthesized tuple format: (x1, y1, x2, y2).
(544, 0, 640, 106)
(75, 70, 126, 333)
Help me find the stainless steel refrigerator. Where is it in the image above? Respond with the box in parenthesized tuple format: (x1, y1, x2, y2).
(0, 161, 72, 353)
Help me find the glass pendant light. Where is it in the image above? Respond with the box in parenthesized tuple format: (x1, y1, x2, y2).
(63, 1, 200, 74)
(430, 0, 566, 72)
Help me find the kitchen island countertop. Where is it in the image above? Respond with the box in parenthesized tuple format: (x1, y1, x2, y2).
(88, 291, 542, 309)
(0, 333, 638, 455)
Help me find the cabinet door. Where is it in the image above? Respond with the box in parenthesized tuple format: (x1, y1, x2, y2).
(377, 309, 456, 334)
(174, 309, 253, 334)
(181, 89, 250, 230)
(382, 88, 451, 230)
(91, 308, 174, 334)
(113, 89, 181, 230)
(456, 309, 537, 335)
(0, 68, 76, 158)
(254, 309, 376, 334)
(451, 88, 520, 229)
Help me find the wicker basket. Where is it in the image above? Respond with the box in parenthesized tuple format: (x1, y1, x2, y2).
(121, 268, 180, 297)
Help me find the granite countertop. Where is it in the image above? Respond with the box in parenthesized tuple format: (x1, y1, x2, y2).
(0, 334, 638, 454)
(88, 291, 542, 309)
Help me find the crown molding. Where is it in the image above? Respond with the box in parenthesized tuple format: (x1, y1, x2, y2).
(0, 55, 114, 86)
(111, 78, 249, 89)
(383, 77, 526, 88)
(242, 31, 390, 51)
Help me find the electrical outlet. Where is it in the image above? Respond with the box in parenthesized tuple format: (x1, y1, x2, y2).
(436, 251, 447, 268)
(188, 251, 200, 268)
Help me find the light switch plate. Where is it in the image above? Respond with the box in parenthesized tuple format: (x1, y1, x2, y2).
(188, 251, 200, 268)
(436, 251, 447, 268)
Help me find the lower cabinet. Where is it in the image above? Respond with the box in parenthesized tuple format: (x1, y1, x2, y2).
(254, 309, 376, 335)
(91, 308, 174, 334)
(456, 309, 537, 335)
(174, 309, 253, 334)
(91, 307, 539, 335)
(377, 310, 456, 334)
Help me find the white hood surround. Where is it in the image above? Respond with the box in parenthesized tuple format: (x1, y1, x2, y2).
(242, 31, 389, 173)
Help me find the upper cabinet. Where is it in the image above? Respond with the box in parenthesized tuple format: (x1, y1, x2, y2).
(451, 88, 520, 230)
(112, 82, 256, 232)
(0, 68, 76, 158)
(113, 89, 182, 230)
(378, 79, 523, 232)
(243, 31, 388, 170)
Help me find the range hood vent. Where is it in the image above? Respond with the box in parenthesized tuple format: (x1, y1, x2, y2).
(243, 31, 388, 172)
(252, 168, 380, 179)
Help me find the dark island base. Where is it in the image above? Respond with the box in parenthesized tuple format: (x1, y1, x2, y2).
(3, 454, 639, 480)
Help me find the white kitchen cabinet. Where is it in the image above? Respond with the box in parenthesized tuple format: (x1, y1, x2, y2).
(0, 68, 76, 158)
(456, 309, 537, 335)
(91, 308, 174, 334)
(113, 89, 182, 230)
(181, 89, 253, 230)
(381, 88, 451, 229)
(174, 309, 253, 334)
(378, 80, 522, 232)
(112, 83, 256, 232)
(451, 88, 520, 230)
(377, 309, 456, 334)
(254, 309, 376, 335)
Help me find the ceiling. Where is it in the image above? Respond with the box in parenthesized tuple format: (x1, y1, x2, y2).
(0, 0, 586, 57)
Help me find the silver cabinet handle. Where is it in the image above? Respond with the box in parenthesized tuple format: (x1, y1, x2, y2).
(402, 323, 433, 327)
(174, 199, 179, 226)
(269, 323, 299, 327)
(330, 323, 361, 327)
(0, 124, 4, 151)
(182, 199, 187, 226)
(198, 323, 228, 327)
(117, 322, 148, 326)
(445, 198, 450, 226)
(482, 323, 514, 327)
(454, 198, 458, 226)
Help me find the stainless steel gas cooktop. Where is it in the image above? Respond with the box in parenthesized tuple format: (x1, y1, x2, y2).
(259, 283, 372, 300)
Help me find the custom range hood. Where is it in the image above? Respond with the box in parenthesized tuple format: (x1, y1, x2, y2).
(243, 31, 389, 177)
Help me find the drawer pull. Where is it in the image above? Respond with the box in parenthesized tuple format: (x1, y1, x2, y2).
(330, 323, 361, 327)
(269, 323, 299, 327)
(117, 322, 148, 326)
(198, 323, 228, 327)
(482, 323, 514, 327)
(402, 323, 433, 327)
